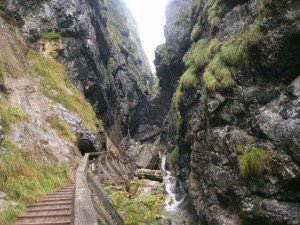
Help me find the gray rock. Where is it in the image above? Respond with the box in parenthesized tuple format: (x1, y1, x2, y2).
(126, 144, 160, 169)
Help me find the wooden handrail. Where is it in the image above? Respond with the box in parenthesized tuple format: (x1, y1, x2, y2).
(73, 154, 98, 225)
(73, 152, 125, 225)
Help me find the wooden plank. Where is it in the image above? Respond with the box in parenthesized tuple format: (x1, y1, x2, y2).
(98, 162, 118, 185)
(91, 195, 116, 225)
(87, 175, 124, 225)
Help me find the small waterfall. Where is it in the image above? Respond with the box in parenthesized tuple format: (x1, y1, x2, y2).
(162, 155, 188, 220)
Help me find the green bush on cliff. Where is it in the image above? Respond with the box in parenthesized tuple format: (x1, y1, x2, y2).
(203, 24, 263, 91)
(179, 66, 198, 89)
(173, 85, 183, 110)
(203, 54, 234, 90)
(170, 147, 179, 165)
(187, 38, 218, 69)
(204, 0, 227, 30)
(42, 32, 62, 40)
(176, 112, 184, 134)
(239, 147, 271, 178)
(190, 22, 201, 41)
(28, 49, 102, 133)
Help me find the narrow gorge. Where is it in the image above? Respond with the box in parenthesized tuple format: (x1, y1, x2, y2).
(0, 0, 299, 224)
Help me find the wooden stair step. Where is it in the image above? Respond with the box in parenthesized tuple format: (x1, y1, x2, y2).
(42, 197, 72, 201)
(28, 202, 71, 207)
(18, 212, 70, 219)
(15, 220, 71, 225)
(26, 207, 71, 212)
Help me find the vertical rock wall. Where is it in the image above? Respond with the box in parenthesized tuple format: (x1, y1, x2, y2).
(157, 0, 300, 224)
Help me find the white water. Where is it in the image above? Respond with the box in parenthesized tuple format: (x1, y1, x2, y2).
(162, 155, 188, 221)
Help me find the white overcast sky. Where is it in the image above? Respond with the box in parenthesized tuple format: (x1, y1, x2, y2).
(124, 0, 169, 72)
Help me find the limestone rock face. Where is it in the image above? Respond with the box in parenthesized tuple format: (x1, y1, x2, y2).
(156, 0, 300, 224)
(0, 0, 161, 142)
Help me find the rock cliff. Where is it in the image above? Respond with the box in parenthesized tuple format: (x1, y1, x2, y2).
(0, 0, 160, 143)
(158, 0, 300, 224)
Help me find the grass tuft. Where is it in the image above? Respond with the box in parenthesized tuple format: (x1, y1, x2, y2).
(42, 32, 62, 40)
(49, 116, 77, 143)
(190, 23, 201, 41)
(179, 66, 199, 89)
(0, 138, 71, 223)
(170, 147, 179, 165)
(0, 204, 25, 225)
(239, 147, 271, 178)
(187, 38, 218, 70)
(172, 85, 183, 110)
(203, 70, 218, 91)
(28, 49, 102, 133)
(0, 99, 30, 134)
(0, 54, 4, 81)
(176, 112, 184, 134)
(203, 24, 263, 91)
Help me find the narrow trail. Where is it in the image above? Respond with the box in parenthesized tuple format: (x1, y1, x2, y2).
(14, 184, 74, 225)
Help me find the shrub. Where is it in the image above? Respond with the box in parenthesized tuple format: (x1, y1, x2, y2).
(239, 147, 271, 178)
(170, 147, 179, 165)
(28, 49, 102, 133)
(103, 180, 166, 224)
(42, 32, 62, 40)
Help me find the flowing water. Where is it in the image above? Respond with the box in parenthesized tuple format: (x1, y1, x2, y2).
(162, 156, 198, 225)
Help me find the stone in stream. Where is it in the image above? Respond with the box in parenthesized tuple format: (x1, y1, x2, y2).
(135, 168, 167, 182)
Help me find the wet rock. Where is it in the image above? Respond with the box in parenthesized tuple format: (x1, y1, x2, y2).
(126, 144, 160, 169)
(258, 76, 300, 162)
(262, 199, 300, 225)
(135, 169, 167, 182)
(159, 0, 300, 224)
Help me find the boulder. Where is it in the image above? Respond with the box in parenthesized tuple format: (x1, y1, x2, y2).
(126, 144, 160, 169)
(135, 169, 167, 182)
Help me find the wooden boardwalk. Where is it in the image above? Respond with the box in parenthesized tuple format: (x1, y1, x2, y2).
(14, 184, 74, 225)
